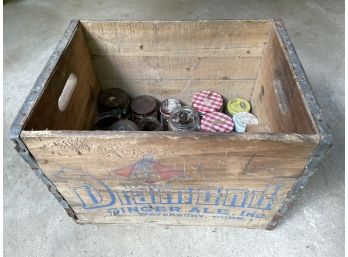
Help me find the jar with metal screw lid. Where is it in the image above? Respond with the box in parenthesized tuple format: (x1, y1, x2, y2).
(98, 88, 130, 118)
(192, 90, 224, 116)
(130, 95, 158, 125)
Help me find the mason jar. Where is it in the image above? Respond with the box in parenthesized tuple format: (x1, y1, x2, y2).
(138, 117, 162, 131)
(168, 106, 200, 131)
(98, 88, 130, 118)
(160, 98, 181, 131)
(109, 119, 139, 131)
(130, 95, 158, 125)
(192, 90, 224, 116)
(93, 110, 122, 130)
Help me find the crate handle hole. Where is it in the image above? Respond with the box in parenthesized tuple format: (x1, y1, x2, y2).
(58, 73, 77, 112)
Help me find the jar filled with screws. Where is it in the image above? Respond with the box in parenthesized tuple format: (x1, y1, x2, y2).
(168, 106, 200, 131)
(160, 98, 181, 130)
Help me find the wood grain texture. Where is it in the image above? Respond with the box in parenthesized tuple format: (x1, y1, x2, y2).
(99, 79, 255, 104)
(21, 130, 318, 228)
(22, 131, 319, 179)
(92, 55, 261, 80)
(81, 20, 270, 55)
(88, 47, 264, 57)
(250, 25, 316, 134)
(24, 23, 100, 131)
(265, 19, 333, 230)
(61, 178, 296, 228)
(81, 20, 271, 104)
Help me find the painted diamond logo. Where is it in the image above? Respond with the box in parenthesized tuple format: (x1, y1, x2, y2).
(114, 155, 184, 183)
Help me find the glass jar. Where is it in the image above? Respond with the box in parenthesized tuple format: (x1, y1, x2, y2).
(138, 117, 162, 131)
(233, 112, 258, 132)
(109, 120, 139, 131)
(130, 95, 158, 125)
(160, 98, 181, 131)
(226, 98, 251, 116)
(201, 112, 234, 132)
(98, 88, 130, 118)
(93, 110, 122, 130)
(192, 90, 224, 116)
(168, 106, 200, 131)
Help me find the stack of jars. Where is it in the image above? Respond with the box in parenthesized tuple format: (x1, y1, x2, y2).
(94, 88, 161, 131)
(93, 88, 258, 132)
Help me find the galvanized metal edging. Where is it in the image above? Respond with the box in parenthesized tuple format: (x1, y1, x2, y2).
(266, 18, 333, 230)
(8, 20, 80, 220)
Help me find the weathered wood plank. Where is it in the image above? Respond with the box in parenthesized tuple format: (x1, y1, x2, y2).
(98, 79, 255, 103)
(89, 47, 264, 57)
(81, 20, 270, 56)
(92, 55, 261, 80)
(265, 19, 333, 229)
(21, 131, 319, 181)
(56, 178, 296, 228)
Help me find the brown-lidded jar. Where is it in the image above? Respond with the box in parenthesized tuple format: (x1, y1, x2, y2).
(130, 95, 158, 125)
(98, 88, 130, 117)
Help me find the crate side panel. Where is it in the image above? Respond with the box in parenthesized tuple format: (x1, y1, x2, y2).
(92, 55, 261, 80)
(24, 24, 100, 131)
(81, 20, 270, 103)
(59, 178, 296, 228)
(22, 132, 318, 228)
(81, 20, 270, 55)
(251, 26, 316, 134)
(22, 132, 318, 179)
(265, 19, 333, 229)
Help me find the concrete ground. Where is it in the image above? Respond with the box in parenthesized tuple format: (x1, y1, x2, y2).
(3, 0, 344, 256)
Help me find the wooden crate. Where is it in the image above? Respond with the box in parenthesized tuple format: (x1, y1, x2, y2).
(10, 19, 332, 229)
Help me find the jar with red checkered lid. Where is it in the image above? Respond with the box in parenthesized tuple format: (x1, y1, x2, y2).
(192, 90, 224, 116)
(201, 112, 234, 132)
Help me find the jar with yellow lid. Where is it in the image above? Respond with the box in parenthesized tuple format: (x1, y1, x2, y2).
(226, 98, 251, 116)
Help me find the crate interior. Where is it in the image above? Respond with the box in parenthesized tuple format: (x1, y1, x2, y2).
(23, 20, 317, 134)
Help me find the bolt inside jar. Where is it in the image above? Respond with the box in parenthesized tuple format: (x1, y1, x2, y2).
(168, 106, 200, 131)
(130, 95, 158, 125)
